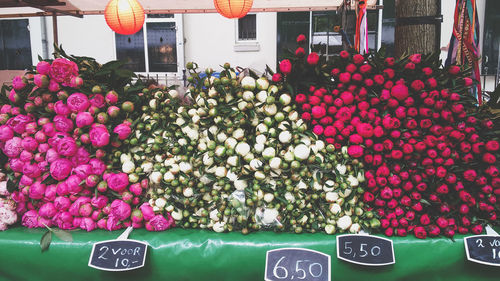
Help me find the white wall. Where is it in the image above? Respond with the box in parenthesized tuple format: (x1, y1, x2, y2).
(183, 12, 277, 73)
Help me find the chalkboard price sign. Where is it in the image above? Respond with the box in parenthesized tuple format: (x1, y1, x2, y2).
(88, 239, 148, 271)
(465, 235, 500, 266)
(336, 235, 395, 266)
(265, 248, 331, 281)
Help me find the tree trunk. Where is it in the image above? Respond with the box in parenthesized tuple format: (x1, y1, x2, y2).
(394, 0, 440, 57)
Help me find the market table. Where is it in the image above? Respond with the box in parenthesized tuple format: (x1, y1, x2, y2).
(1, 228, 499, 281)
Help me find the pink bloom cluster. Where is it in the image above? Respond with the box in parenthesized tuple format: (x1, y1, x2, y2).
(1, 58, 174, 232)
(0, 174, 18, 230)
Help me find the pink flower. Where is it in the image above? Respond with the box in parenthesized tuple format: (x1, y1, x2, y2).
(50, 58, 78, 86)
(272, 73, 282, 82)
(390, 84, 409, 101)
(339, 72, 351, 83)
(91, 195, 108, 209)
(22, 210, 39, 228)
(313, 125, 324, 135)
(296, 34, 306, 44)
(0, 125, 14, 141)
(79, 217, 96, 232)
(140, 203, 155, 221)
(66, 93, 90, 113)
(147, 214, 174, 231)
(409, 54, 422, 64)
(307, 52, 320, 65)
(89, 125, 110, 147)
(37, 61, 51, 75)
(54, 101, 70, 116)
(3, 137, 23, 158)
(53, 115, 74, 133)
(89, 158, 106, 175)
(90, 94, 105, 108)
(73, 164, 93, 179)
(34, 74, 49, 88)
(54, 196, 71, 210)
(39, 202, 57, 219)
(75, 112, 94, 128)
(23, 163, 41, 178)
(8, 89, 19, 104)
(311, 106, 326, 119)
(21, 137, 38, 152)
(12, 76, 27, 90)
(71, 147, 90, 166)
(66, 175, 83, 194)
(69, 197, 91, 216)
(279, 59, 292, 75)
(7, 114, 32, 134)
(347, 145, 364, 158)
(48, 79, 60, 92)
(50, 158, 73, 181)
(56, 137, 78, 157)
(107, 173, 129, 192)
(111, 199, 131, 221)
(113, 123, 131, 140)
(28, 181, 46, 200)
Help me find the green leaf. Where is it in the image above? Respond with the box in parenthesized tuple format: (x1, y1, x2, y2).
(40, 231, 52, 252)
(52, 229, 73, 242)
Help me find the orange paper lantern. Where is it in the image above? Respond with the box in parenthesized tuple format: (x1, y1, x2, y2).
(214, 0, 253, 19)
(105, 0, 145, 35)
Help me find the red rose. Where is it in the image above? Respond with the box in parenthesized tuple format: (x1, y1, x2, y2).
(486, 140, 499, 151)
(483, 153, 496, 164)
(409, 53, 421, 64)
(309, 95, 321, 105)
(359, 64, 372, 74)
(463, 77, 473, 86)
(302, 103, 311, 112)
(346, 64, 357, 73)
(340, 50, 349, 59)
(471, 224, 483, 235)
(331, 68, 340, 76)
(428, 225, 441, 237)
(405, 62, 415, 70)
(426, 78, 437, 88)
(272, 73, 282, 82)
(410, 80, 425, 91)
(340, 91, 354, 105)
(295, 93, 306, 104)
(385, 57, 395, 66)
(396, 228, 407, 237)
(390, 84, 409, 101)
(296, 34, 306, 44)
(339, 72, 351, 83)
(347, 145, 364, 158)
(279, 59, 292, 75)
(311, 106, 326, 119)
(414, 226, 427, 239)
(307, 52, 320, 65)
(295, 47, 305, 57)
(353, 54, 364, 65)
(422, 67, 433, 76)
(301, 112, 311, 121)
(448, 65, 460, 75)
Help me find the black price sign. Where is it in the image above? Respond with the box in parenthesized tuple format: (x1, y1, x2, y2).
(465, 235, 500, 266)
(88, 239, 148, 271)
(265, 248, 331, 281)
(337, 235, 395, 266)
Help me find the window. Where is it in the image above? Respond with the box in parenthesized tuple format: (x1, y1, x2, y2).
(0, 19, 32, 70)
(311, 10, 378, 58)
(482, 0, 500, 76)
(115, 14, 182, 74)
(238, 14, 256, 41)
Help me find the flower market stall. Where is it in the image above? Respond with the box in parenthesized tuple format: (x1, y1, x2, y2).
(0, 1, 499, 280)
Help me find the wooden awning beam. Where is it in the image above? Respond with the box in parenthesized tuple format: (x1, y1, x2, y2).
(18, 0, 83, 17)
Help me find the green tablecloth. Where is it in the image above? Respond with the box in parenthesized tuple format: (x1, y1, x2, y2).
(0, 227, 499, 281)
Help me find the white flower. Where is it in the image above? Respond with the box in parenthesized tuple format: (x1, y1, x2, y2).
(215, 146, 226, 157)
(234, 179, 248, 191)
(330, 203, 341, 214)
(264, 104, 277, 116)
(264, 193, 274, 203)
(198, 142, 207, 152)
(183, 187, 194, 197)
(249, 159, 263, 171)
(170, 163, 180, 174)
(357, 172, 365, 183)
(279, 131, 292, 144)
(256, 123, 268, 133)
(262, 147, 276, 160)
(179, 162, 192, 173)
(178, 138, 188, 146)
(141, 162, 153, 174)
(149, 99, 157, 110)
(262, 208, 279, 224)
(254, 171, 266, 180)
(279, 93, 291, 105)
(241, 76, 256, 90)
(155, 198, 167, 208)
(315, 140, 325, 151)
(256, 77, 269, 90)
(203, 153, 214, 166)
(150, 171, 162, 184)
(284, 192, 295, 203)
(255, 134, 267, 144)
(284, 150, 295, 162)
(337, 215, 352, 230)
(349, 223, 361, 233)
(232, 128, 245, 141)
(120, 153, 132, 163)
(325, 224, 335, 235)
(347, 175, 359, 187)
(225, 137, 238, 149)
(171, 210, 183, 221)
(188, 108, 197, 117)
(288, 111, 299, 121)
(175, 117, 185, 127)
(235, 142, 250, 156)
(227, 156, 239, 167)
(325, 192, 339, 203)
(269, 157, 282, 170)
(122, 161, 135, 174)
(238, 101, 248, 111)
(254, 143, 265, 153)
(242, 91, 255, 101)
(226, 171, 238, 182)
(256, 90, 268, 103)
(294, 144, 310, 161)
(297, 181, 307, 190)
(210, 209, 219, 222)
(186, 129, 199, 140)
(336, 164, 347, 175)
(163, 171, 174, 182)
(243, 152, 255, 162)
(213, 221, 226, 233)
(168, 89, 179, 98)
(215, 166, 227, 178)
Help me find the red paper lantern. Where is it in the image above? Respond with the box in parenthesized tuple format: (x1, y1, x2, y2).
(105, 0, 145, 35)
(214, 0, 253, 19)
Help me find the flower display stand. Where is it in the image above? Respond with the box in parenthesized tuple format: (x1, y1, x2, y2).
(1, 227, 499, 280)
